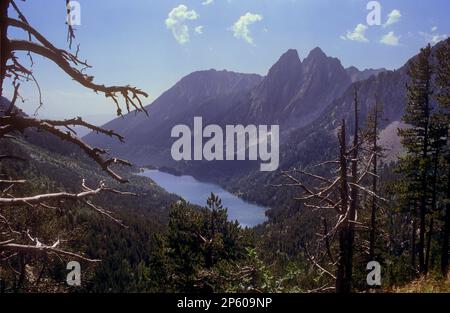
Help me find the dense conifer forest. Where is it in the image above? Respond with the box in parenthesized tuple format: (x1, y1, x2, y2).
(0, 1, 449, 293)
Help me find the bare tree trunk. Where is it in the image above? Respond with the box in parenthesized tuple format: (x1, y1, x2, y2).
(336, 119, 351, 293)
(283, 92, 382, 293)
(206, 209, 216, 268)
(323, 217, 334, 263)
(412, 202, 417, 269)
(442, 168, 450, 276)
(418, 178, 428, 272)
(346, 89, 359, 286)
(425, 218, 434, 273)
(0, 274, 5, 293)
(336, 91, 360, 294)
(16, 254, 26, 292)
(418, 76, 431, 274)
(336, 90, 360, 293)
(425, 149, 440, 273)
(419, 180, 428, 273)
(369, 102, 379, 260)
(0, 0, 11, 98)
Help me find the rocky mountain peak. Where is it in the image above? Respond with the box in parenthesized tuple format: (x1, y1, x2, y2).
(305, 47, 327, 61)
(266, 49, 302, 80)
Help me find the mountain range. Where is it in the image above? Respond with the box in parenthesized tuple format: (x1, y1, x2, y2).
(84, 43, 444, 208)
(84, 47, 385, 169)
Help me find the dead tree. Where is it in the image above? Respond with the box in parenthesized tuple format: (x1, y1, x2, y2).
(278, 89, 385, 293)
(435, 39, 450, 277)
(0, 0, 148, 272)
(364, 98, 384, 260)
(412, 201, 418, 269)
(443, 164, 450, 276)
(336, 89, 360, 293)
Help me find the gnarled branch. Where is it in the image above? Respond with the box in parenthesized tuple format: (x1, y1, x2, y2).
(0, 114, 130, 182)
(0, 180, 137, 207)
(9, 39, 148, 116)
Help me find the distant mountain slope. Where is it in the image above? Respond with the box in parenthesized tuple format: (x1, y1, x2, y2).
(0, 97, 179, 219)
(225, 66, 409, 206)
(84, 40, 447, 210)
(224, 48, 352, 129)
(222, 41, 447, 210)
(84, 70, 263, 165)
(84, 47, 353, 170)
(0, 98, 185, 292)
(345, 66, 387, 82)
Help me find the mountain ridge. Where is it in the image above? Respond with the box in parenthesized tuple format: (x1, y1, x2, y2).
(345, 66, 387, 82)
(84, 41, 447, 193)
(85, 47, 356, 168)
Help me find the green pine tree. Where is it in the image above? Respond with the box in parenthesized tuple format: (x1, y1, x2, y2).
(397, 44, 434, 274)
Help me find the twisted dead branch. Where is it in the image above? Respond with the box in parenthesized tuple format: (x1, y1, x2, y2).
(0, 0, 150, 285)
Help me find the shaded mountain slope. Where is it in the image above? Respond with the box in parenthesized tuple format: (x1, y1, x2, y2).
(84, 47, 354, 172)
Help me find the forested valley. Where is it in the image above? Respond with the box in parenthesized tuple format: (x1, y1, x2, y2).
(0, 1, 449, 294)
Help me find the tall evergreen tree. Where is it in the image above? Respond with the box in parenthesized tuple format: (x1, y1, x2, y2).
(435, 38, 450, 276)
(398, 44, 434, 273)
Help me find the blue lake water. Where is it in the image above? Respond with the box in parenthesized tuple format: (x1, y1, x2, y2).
(139, 169, 268, 227)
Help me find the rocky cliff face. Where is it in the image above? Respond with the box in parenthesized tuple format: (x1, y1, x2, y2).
(84, 47, 355, 168)
(84, 69, 263, 165)
(231, 47, 352, 129)
(85, 41, 448, 185)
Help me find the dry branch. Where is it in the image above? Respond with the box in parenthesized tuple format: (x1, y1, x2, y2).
(0, 114, 131, 182)
(0, 0, 151, 285)
(9, 39, 148, 116)
(0, 180, 137, 207)
(0, 242, 101, 263)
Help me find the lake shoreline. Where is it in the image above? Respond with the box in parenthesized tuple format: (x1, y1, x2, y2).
(138, 169, 268, 227)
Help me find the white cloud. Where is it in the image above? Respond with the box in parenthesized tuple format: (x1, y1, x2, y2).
(231, 12, 263, 44)
(383, 9, 401, 28)
(380, 31, 400, 46)
(341, 24, 369, 42)
(195, 25, 204, 34)
(431, 26, 438, 32)
(419, 30, 448, 45)
(202, 0, 214, 5)
(165, 5, 199, 44)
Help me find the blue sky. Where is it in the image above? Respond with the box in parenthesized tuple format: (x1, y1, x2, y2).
(4, 0, 450, 122)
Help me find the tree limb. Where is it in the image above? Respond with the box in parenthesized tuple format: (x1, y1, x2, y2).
(0, 180, 137, 207)
(9, 39, 148, 116)
(0, 242, 101, 263)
